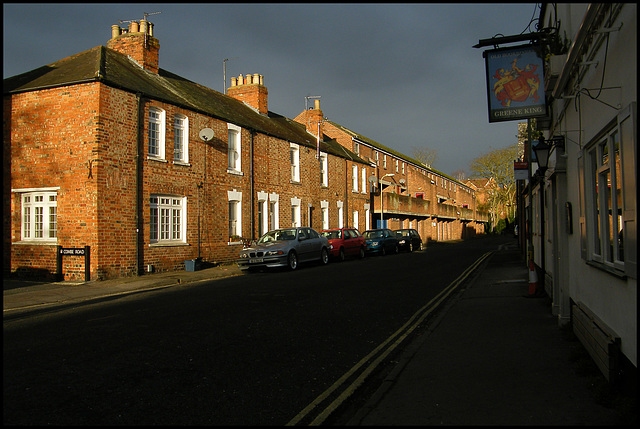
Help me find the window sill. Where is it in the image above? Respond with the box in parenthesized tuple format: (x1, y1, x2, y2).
(290, 180, 301, 185)
(173, 160, 191, 167)
(227, 169, 244, 176)
(149, 242, 189, 247)
(147, 156, 167, 163)
(15, 240, 58, 245)
(586, 260, 627, 279)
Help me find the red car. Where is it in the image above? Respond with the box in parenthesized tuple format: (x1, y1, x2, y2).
(320, 228, 366, 261)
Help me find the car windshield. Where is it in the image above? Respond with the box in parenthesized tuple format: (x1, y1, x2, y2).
(257, 229, 297, 244)
(321, 230, 341, 240)
(363, 230, 383, 239)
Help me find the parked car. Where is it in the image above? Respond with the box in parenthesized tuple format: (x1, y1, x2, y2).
(395, 228, 423, 252)
(363, 228, 399, 256)
(320, 227, 366, 261)
(237, 227, 330, 271)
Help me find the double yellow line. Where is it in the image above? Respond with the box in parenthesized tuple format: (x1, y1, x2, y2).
(287, 251, 493, 426)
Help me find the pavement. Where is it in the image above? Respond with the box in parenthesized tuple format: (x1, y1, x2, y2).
(3, 240, 636, 425)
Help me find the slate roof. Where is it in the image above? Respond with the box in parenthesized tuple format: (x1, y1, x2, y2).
(324, 120, 463, 184)
(3, 45, 367, 164)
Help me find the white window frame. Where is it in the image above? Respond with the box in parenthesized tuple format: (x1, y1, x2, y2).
(353, 210, 359, 230)
(150, 195, 186, 244)
(173, 114, 189, 164)
(257, 191, 269, 238)
(227, 189, 243, 240)
(352, 165, 358, 192)
(365, 204, 370, 230)
(291, 197, 301, 227)
(321, 200, 329, 230)
(19, 189, 58, 242)
(269, 192, 280, 231)
(585, 127, 624, 270)
(320, 152, 328, 187)
(337, 200, 344, 229)
(383, 154, 387, 169)
(290, 143, 300, 182)
(148, 107, 166, 159)
(361, 167, 367, 194)
(227, 123, 242, 173)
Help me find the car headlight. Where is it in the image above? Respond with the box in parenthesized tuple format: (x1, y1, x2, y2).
(399, 239, 406, 244)
(371, 241, 380, 246)
(265, 250, 284, 256)
(239, 253, 249, 259)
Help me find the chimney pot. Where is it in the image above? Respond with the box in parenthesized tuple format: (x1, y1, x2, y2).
(259, 75, 264, 85)
(315, 99, 320, 110)
(129, 21, 139, 33)
(140, 19, 148, 34)
(238, 74, 244, 85)
(111, 24, 121, 39)
(231, 77, 237, 86)
(253, 73, 259, 84)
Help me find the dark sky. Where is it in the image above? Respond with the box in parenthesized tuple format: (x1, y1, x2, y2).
(3, 3, 538, 176)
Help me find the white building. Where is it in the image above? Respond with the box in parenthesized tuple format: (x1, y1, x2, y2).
(536, 3, 636, 381)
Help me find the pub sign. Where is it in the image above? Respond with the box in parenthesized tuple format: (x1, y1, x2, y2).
(484, 44, 546, 123)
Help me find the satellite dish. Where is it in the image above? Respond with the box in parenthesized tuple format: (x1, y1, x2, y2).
(199, 128, 214, 142)
(368, 175, 377, 183)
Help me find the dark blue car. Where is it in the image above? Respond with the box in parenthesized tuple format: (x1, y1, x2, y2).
(363, 228, 399, 256)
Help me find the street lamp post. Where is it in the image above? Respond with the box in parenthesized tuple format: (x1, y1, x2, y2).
(379, 173, 395, 228)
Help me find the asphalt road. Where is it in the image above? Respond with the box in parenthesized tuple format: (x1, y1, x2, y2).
(3, 236, 510, 425)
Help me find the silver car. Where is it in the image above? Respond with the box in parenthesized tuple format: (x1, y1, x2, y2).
(237, 227, 330, 271)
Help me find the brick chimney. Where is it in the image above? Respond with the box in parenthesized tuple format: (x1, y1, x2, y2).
(227, 73, 268, 115)
(107, 19, 160, 73)
(293, 99, 324, 139)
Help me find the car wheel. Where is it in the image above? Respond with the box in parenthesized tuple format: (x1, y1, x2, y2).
(359, 246, 366, 259)
(287, 251, 298, 271)
(321, 247, 330, 265)
(338, 248, 346, 262)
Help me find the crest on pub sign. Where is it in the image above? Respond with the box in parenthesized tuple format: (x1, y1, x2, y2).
(484, 45, 546, 123)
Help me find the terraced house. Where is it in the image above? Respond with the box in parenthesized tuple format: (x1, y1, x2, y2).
(4, 20, 486, 281)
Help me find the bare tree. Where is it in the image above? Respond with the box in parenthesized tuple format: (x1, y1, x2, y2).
(411, 146, 438, 168)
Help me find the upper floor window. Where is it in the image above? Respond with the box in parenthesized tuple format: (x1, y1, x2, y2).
(361, 167, 367, 193)
(352, 165, 358, 192)
(148, 107, 166, 159)
(150, 195, 185, 244)
(320, 152, 328, 187)
(20, 190, 57, 242)
(290, 143, 300, 182)
(227, 124, 241, 173)
(375, 151, 379, 166)
(353, 141, 360, 155)
(174, 114, 189, 163)
(395, 159, 399, 173)
(383, 154, 387, 169)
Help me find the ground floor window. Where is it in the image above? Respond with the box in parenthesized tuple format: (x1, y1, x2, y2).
(585, 126, 624, 269)
(150, 195, 186, 244)
(19, 189, 58, 242)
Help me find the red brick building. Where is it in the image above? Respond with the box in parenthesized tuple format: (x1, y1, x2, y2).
(4, 20, 487, 281)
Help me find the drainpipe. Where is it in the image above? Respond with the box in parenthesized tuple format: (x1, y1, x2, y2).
(135, 93, 145, 275)
(250, 130, 255, 240)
